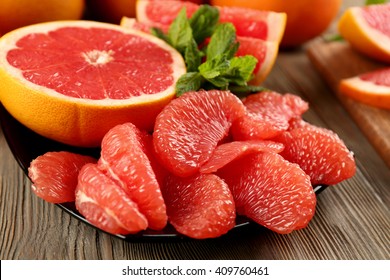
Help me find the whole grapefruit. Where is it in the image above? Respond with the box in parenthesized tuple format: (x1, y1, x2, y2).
(0, 0, 85, 35)
(210, 0, 341, 47)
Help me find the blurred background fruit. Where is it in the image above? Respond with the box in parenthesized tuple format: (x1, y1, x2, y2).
(0, 0, 85, 35)
(87, 0, 206, 24)
(210, 0, 342, 47)
(86, 0, 136, 23)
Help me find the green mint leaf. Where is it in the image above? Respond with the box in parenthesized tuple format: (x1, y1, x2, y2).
(228, 85, 269, 98)
(323, 33, 344, 42)
(198, 54, 230, 80)
(167, 8, 193, 53)
(175, 72, 203, 96)
(151, 27, 168, 42)
(189, 5, 220, 44)
(224, 55, 258, 86)
(206, 23, 237, 60)
(184, 38, 203, 72)
(205, 76, 229, 88)
(365, 0, 388, 5)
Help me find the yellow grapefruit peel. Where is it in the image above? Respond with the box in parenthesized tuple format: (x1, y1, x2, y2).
(339, 76, 390, 110)
(338, 6, 390, 63)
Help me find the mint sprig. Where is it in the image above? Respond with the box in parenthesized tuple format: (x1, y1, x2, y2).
(152, 5, 258, 97)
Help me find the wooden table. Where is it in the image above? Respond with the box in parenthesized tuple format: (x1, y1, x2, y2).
(1, 1, 389, 260)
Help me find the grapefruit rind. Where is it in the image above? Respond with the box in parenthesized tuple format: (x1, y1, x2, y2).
(338, 7, 390, 63)
(339, 76, 390, 109)
(266, 11, 287, 43)
(250, 40, 278, 85)
(0, 20, 186, 147)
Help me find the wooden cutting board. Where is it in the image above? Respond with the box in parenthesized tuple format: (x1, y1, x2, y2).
(307, 39, 390, 168)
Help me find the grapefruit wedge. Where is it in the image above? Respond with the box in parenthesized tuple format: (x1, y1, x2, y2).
(338, 3, 390, 63)
(0, 20, 186, 147)
(339, 67, 390, 109)
(136, 0, 286, 43)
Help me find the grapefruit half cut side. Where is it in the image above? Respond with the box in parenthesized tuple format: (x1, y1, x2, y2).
(338, 3, 390, 63)
(0, 20, 186, 147)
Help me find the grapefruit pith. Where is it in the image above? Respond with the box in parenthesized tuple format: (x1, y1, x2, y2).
(338, 3, 390, 63)
(0, 20, 186, 147)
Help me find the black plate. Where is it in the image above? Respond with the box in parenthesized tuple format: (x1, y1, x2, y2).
(0, 103, 327, 240)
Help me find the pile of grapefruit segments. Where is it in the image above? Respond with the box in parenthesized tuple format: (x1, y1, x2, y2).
(337, 3, 390, 109)
(27, 89, 356, 240)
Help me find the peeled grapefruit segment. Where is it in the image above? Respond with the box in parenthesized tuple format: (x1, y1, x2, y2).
(136, 0, 286, 42)
(231, 91, 309, 140)
(162, 173, 236, 239)
(217, 152, 316, 234)
(339, 67, 390, 109)
(98, 122, 167, 231)
(338, 3, 390, 63)
(274, 123, 356, 186)
(76, 163, 148, 235)
(28, 151, 96, 203)
(200, 140, 284, 173)
(0, 20, 186, 147)
(153, 90, 246, 177)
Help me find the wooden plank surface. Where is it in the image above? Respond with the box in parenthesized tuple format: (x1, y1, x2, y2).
(307, 39, 390, 168)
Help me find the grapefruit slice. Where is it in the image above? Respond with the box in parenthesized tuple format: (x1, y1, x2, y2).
(120, 17, 278, 85)
(98, 122, 167, 230)
(217, 152, 316, 234)
(217, 6, 286, 42)
(0, 20, 186, 147)
(76, 163, 148, 235)
(235, 36, 278, 85)
(28, 151, 96, 203)
(136, 0, 286, 42)
(153, 89, 246, 177)
(338, 3, 390, 63)
(339, 67, 390, 109)
(162, 173, 236, 239)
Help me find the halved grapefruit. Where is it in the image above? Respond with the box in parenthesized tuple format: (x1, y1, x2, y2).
(0, 20, 186, 147)
(136, 0, 286, 42)
(338, 3, 390, 63)
(339, 67, 390, 109)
